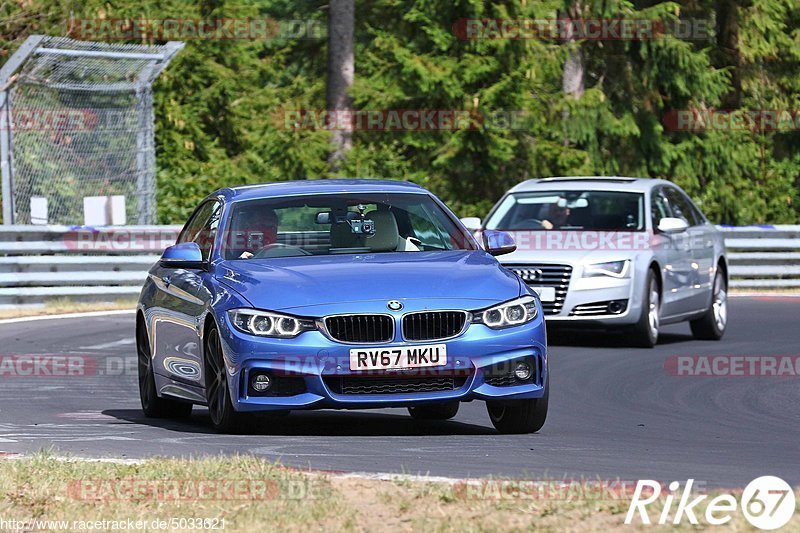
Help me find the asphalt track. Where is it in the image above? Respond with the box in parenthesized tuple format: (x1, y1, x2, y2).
(0, 296, 798, 487)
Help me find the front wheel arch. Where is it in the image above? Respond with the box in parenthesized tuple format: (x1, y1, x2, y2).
(717, 257, 728, 284)
(135, 311, 147, 345)
(648, 261, 662, 297)
(629, 265, 661, 348)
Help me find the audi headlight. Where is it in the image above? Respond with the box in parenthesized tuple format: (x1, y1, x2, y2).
(583, 260, 630, 278)
(472, 295, 538, 329)
(228, 309, 315, 338)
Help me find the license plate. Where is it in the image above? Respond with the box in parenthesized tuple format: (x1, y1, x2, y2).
(531, 286, 556, 302)
(349, 344, 447, 371)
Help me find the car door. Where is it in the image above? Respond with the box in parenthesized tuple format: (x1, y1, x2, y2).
(663, 186, 712, 311)
(650, 187, 695, 317)
(150, 200, 221, 389)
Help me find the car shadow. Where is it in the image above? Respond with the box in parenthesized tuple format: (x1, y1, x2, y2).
(547, 327, 695, 347)
(102, 408, 496, 436)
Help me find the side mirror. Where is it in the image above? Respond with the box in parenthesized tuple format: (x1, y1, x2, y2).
(657, 217, 689, 234)
(483, 230, 517, 256)
(460, 217, 482, 231)
(315, 211, 331, 224)
(160, 242, 207, 269)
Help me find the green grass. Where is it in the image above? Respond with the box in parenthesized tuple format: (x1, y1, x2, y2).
(0, 299, 137, 320)
(1, 452, 795, 531)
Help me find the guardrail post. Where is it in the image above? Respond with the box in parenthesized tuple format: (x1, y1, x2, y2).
(0, 90, 12, 225)
(0, 35, 45, 225)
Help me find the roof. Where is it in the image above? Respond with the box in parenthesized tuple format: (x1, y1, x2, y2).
(509, 176, 671, 194)
(213, 179, 427, 202)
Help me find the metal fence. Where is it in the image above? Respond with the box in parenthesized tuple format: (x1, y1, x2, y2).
(0, 225, 796, 307)
(0, 225, 178, 306)
(0, 36, 183, 226)
(722, 225, 800, 288)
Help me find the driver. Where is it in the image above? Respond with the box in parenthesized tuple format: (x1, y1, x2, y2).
(230, 208, 279, 259)
(541, 200, 570, 230)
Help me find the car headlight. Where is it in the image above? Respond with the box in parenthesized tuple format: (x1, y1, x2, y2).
(583, 260, 631, 278)
(472, 295, 538, 329)
(228, 309, 316, 338)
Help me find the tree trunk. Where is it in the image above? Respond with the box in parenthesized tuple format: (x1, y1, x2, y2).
(327, 0, 355, 171)
(561, 0, 585, 146)
(716, 0, 742, 108)
(562, 47, 585, 99)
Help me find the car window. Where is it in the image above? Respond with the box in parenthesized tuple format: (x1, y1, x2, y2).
(196, 202, 222, 260)
(222, 193, 476, 259)
(405, 204, 456, 249)
(664, 187, 700, 226)
(680, 190, 706, 224)
(484, 190, 645, 231)
(651, 189, 672, 228)
(178, 200, 221, 260)
(179, 201, 217, 244)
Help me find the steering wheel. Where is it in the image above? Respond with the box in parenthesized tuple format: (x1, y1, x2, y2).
(512, 218, 544, 229)
(253, 243, 312, 258)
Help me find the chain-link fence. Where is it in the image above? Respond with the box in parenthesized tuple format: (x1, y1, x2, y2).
(0, 36, 183, 225)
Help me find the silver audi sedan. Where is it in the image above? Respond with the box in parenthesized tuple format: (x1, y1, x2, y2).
(462, 177, 728, 347)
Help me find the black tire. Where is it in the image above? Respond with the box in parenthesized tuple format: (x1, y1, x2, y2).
(486, 373, 548, 434)
(630, 268, 660, 348)
(408, 402, 460, 420)
(205, 325, 249, 433)
(137, 320, 193, 419)
(690, 267, 728, 340)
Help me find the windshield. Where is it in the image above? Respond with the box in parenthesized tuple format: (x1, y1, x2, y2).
(485, 190, 645, 231)
(222, 193, 476, 259)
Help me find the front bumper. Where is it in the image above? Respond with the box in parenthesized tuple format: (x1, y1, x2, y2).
(546, 274, 641, 325)
(217, 311, 547, 412)
(505, 260, 647, 326)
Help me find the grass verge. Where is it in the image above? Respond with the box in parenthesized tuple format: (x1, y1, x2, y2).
(1, 453, 796, 531)
(0, 299, 136, 320)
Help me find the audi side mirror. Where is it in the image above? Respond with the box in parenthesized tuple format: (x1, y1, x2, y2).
(658, 217, 689, 234)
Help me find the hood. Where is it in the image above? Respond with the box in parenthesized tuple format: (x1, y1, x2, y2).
(499, 230, 650, 264)
(215, 250, 521, 312)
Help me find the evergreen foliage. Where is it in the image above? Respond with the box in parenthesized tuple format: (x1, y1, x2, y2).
(2, 0, 798, 223)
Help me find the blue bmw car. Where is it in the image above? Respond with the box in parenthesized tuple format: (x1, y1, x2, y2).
(137, 180, 548, 434)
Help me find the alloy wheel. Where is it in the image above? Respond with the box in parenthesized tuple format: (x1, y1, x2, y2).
(137, 324, 156, 408)
(205, 328, 228, 427)
(648, 278, 660, 338)
(712, 272, 728, 331)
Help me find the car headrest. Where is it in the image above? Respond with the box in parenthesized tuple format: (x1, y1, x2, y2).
(330, 220, 363, 248)
(365, 210, 399, 252)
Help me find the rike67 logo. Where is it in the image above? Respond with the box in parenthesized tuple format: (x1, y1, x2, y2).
(625, 476, 795, 530)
